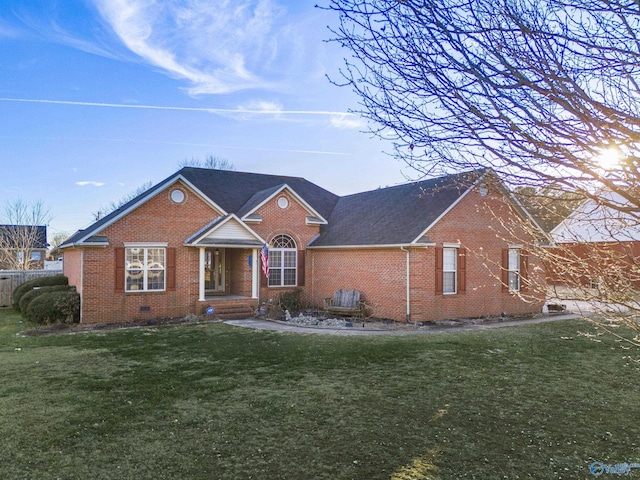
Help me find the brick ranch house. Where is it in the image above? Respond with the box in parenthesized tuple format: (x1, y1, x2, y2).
(60, 167, 546, 324)
(548, 190, 640, 290)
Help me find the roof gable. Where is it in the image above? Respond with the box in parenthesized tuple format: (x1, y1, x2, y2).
(238, 184, 328, 224)
(184, 214, 265, 247)
(61, 176, 224, 247)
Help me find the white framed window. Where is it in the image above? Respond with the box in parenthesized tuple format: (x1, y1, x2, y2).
(277, 196, 289, 209)
(508, 248, 521, 291)
(170, 189, 185, 203)
(125, 247, 166, 292)
(443, 247, 457, 294)
(268, 235, 297, 287)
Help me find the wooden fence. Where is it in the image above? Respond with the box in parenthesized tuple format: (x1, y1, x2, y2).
(0, 269, 63, 307)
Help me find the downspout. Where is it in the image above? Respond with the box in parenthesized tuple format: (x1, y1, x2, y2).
(400, 246, 412, 324)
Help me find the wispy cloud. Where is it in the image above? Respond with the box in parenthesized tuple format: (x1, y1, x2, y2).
(92, 0, 290, 95)
(0, 97, 355, 117)
(331, 114, 366, 130)
(0, 20, 22, 39)
(76, 181, 105, 187)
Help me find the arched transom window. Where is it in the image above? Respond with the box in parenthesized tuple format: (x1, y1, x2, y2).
(269, 234, 297, 287)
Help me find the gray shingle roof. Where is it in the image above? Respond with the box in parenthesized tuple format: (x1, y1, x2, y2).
(61, 168, 339, 247)
(308, 170, 481, 247)
(61, 167, 485, 249)
(179, 168, 339, 220)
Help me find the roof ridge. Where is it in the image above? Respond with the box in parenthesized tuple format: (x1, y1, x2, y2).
(338, 168, 485, 199)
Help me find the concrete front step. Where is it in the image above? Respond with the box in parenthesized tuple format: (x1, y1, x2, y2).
(212, 304, 255, 320)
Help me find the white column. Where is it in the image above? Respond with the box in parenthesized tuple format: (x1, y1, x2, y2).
(198, 247, 206, 301)
(251, 248, 259, 298)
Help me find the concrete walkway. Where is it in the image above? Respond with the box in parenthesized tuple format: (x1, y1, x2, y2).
(224, 313, 582, 336)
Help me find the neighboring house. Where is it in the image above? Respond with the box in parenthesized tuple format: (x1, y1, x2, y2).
(0, 224, 48, 270)
(61, 167, 546, 324)
(549, 191, 640, 289)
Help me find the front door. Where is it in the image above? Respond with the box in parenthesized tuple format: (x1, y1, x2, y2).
(205, 248, 225, 294)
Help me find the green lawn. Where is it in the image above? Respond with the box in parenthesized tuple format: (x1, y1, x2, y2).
(0, 309, 638, 479)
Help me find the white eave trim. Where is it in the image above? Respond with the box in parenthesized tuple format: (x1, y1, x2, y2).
(60, 241, 109, 249)
(241, 184, 328, 225)
(124, 242, 169, 247)
(307, 242, 435, 250)
(305, 216, 325, 225)
(243, 214, 263, 224)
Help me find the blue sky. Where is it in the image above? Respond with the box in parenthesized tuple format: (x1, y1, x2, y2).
(0, 0, 412, 240)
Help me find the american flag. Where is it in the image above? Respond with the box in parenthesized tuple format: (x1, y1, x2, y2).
(260, 243, 269, 278)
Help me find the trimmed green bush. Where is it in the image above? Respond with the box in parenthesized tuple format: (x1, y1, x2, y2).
(26, 290, 80, 325)
(12, 274, 68, 311)
(19, 285, 74, 316)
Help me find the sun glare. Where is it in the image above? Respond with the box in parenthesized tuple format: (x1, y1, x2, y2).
(597, 147, 621, 170)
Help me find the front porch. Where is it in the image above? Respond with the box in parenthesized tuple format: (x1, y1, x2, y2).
(185, 214, 266, 304)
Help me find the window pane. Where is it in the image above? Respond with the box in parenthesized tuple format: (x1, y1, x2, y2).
(270, 250, 282, 268)
(127, 271, 144, 291)
(283, 251, 297, 268)
(147, 248, 165, 267)
(148, 270, 165, 290)
(126, 248, 144, 264)
(509, 271, 520, 291)
(283, 268, 296, 286)
(443, 271, 456, 294)
(269, 269, 282, 286)
(443, 248, 456, 271)
(272, 235, 296, 249)
(509, 249, 520, 271)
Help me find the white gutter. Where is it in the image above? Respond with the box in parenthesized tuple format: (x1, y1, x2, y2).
(307, 242, 436, 250)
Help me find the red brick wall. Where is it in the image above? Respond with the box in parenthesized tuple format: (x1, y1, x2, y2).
(227, 249, 253, 297)
(418, 187, 545, 321)
(62, 248, 83, 294)
(62, 248, 84, 318)
(309, 186, 545, 322)
(547, 241, 640, 289)
(74, 180, 221, 324)
(309, 248, 408, 320)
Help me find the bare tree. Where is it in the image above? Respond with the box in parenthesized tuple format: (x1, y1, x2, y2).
(93, 181, 155, 221)
(93, 155, 234, 221)
(0, 199, 51, 270)
(513, 186, 584, 233)
(324, 0, 640, 339)
(178, 155, 235, 171)
(324, 0, 640, 202)
(47, 231, 70, 261)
